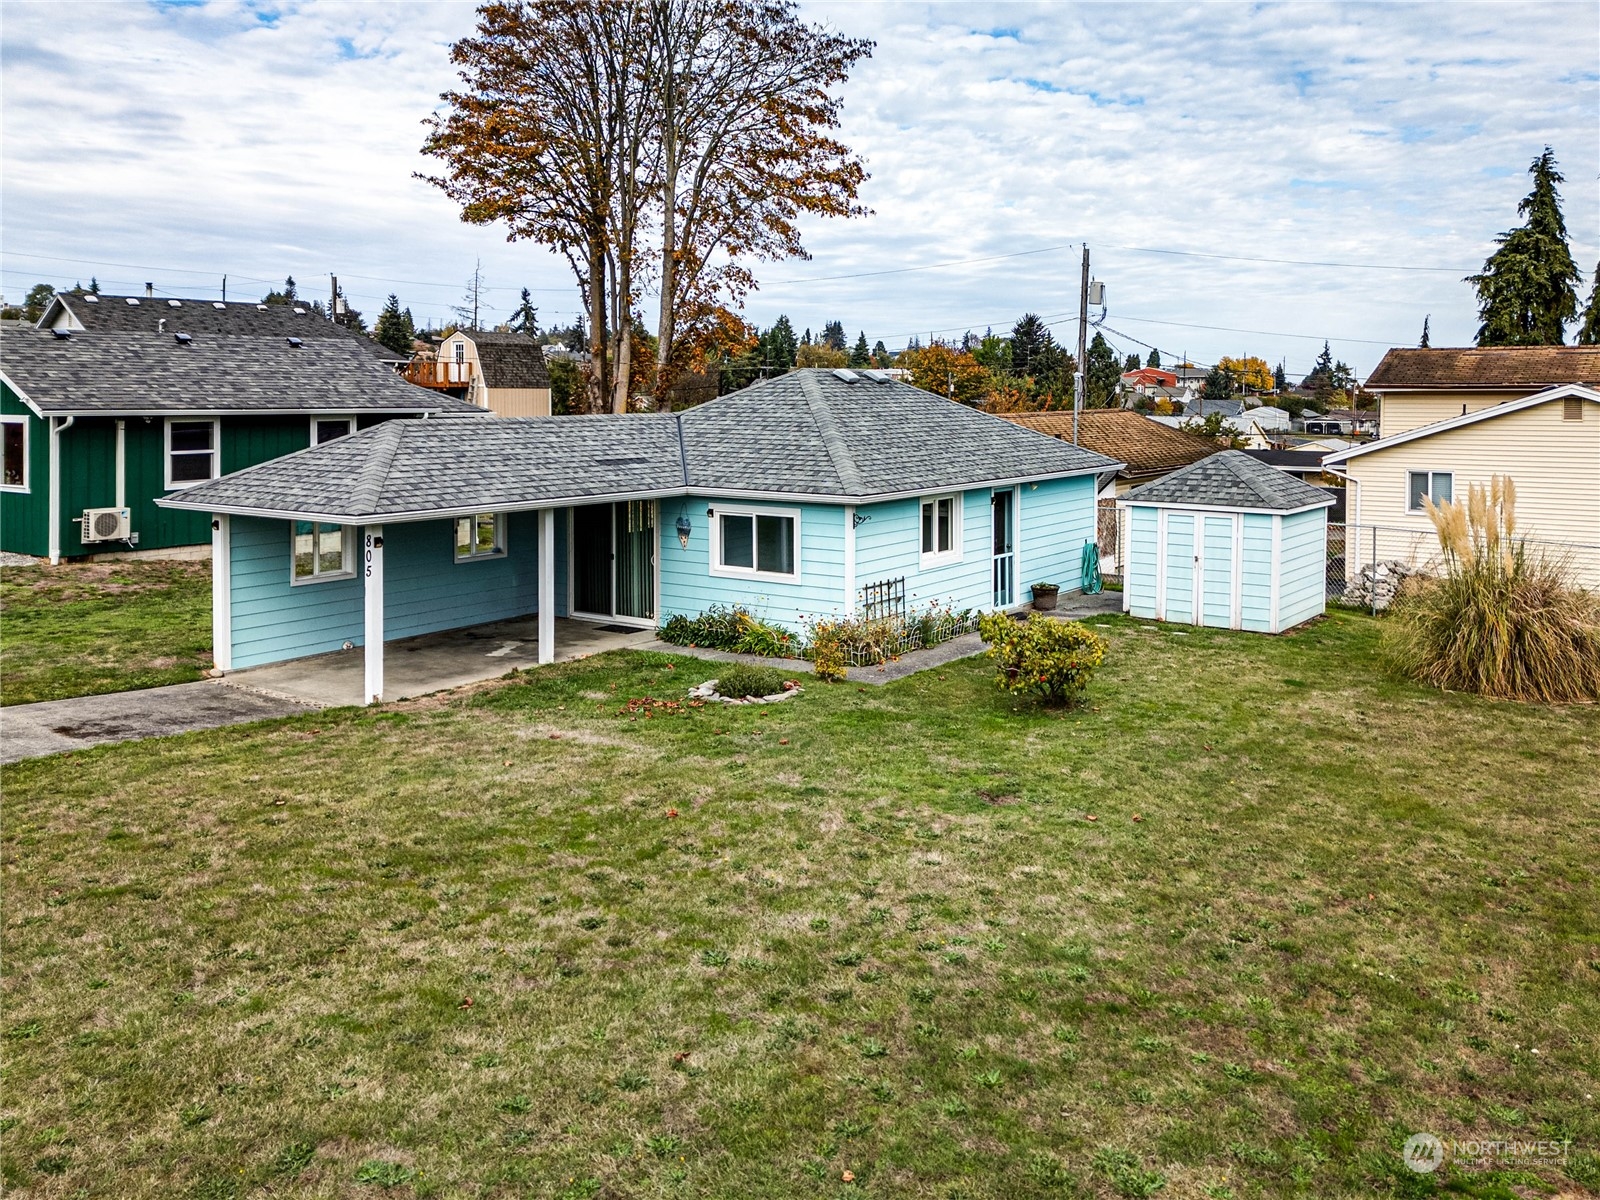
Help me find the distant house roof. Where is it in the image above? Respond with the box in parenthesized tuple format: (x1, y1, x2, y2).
(157, 368, 1123, 522)
(1242, 448, 1328, 471)
(0, 327, 483, 416)
(38, 292, 405, 362)
(1120, 367, 1177, 388)
(457, 329, 551, 389)
(1182, 396, 1245, 418)
(999, 410, 1213, 481)
(1325, 384, 1600, 467)
(1364, 347, 1600, 391)
(1121, 450, 1335, 512)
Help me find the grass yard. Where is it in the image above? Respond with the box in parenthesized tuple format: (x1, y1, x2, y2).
(0, 560, 213, 705)
(3, 611, 1598, 1199)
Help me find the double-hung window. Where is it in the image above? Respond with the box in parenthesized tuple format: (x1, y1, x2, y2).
(165, 419, 219, 488)
(919, 493, 962, 566)
(1, 417, 27, 492)
(291, 522, 353, 584)
(1407, 471, 1453, 513)
(456, 512, 506, 561)
(711, 507, 798, 579)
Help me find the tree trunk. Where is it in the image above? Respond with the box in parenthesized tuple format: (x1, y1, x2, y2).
(586, 237, 609, 414)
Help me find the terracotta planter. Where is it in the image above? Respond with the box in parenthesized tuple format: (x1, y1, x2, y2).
(1031, 584, 1060, 611)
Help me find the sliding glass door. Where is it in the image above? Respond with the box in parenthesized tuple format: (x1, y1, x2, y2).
(572, 501, 655, 622)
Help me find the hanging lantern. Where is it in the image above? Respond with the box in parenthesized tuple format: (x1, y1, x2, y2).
(675, 513, 692, 549)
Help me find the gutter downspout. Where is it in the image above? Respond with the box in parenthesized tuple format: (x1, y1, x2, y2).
(115, 420, 126, 509)
(47, 415, 75, 564)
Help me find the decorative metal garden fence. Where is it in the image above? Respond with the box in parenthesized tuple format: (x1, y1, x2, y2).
(859, 576, 907, 623)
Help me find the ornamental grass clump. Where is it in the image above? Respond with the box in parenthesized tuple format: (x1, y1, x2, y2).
(978, 612, 1107, 707)
(1386, 475, 1600, 703)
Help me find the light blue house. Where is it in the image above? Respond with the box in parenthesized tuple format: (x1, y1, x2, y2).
(1117, 451, 1333, 633)
(159, 369, 1122, 702)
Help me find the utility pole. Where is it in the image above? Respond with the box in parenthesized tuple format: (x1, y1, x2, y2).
(1073, 244, 1089, 444)
(221, 275, 227, 303)
(330, 275, 339, 325)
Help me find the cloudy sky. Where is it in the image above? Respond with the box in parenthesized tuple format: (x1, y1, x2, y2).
(3, 1, 1596, 377)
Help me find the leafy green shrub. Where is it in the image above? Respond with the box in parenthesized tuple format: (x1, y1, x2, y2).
(659, 606, 798, 657)
(713, 664, 794, 699)
(734, 614, 797, 657)
(1386, 477, 1600, 702)
(978, 612, 1107, 706)
(808, 622, 848, 682)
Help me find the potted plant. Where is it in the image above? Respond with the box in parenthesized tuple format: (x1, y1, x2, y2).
(1030, 582, 1060, 611)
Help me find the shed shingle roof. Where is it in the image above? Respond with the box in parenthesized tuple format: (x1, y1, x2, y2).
(1365, 347, 1600, 390)
(1121, 450, 1334, 511)
(0, 327, 482, 415)
(999, 410, 1213, 480)
(462, 330, 551, 389)
(158, 369, 1121, 520)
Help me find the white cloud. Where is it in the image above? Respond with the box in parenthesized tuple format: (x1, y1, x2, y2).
(2, 0, 1595, 375)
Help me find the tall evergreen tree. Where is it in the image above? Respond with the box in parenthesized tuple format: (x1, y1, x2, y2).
(261, 276, 298, 306)
(1084, 332, 1121, 406)
(821, 320, 847, 351)
(849, 331, 871, 367)
(761, 315, 798, 369)
(510, 287, 540, 336)
(1418, 315, 1431, 348)
(1010, 313, 1052, 375)
(1202, 365, 1232, 403)
(1145, 348, 1161, 368)
(1273, 362, 1287, 392)
(872, 339, 889, 364)
(1577, 267, 1600, 345)
(1123, 352, 1140, 372)
(1467, 147, 1581, 345)
(374, 294, 417, 354)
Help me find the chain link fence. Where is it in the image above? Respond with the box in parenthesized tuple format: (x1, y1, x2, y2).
(1328, 523, 1600, 611)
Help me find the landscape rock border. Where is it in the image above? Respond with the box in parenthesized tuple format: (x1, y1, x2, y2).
(688, 679, 802, 705)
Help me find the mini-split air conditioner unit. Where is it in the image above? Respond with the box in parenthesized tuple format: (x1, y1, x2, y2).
(80, 506, 132, 543)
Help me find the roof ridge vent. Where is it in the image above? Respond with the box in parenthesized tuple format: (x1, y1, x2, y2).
(350, 422, 406, 513)
(799, 372, 865, 492)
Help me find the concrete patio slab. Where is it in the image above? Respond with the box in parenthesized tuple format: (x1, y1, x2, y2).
(2, 681, 315, 764)
(228, 616, 658, 707)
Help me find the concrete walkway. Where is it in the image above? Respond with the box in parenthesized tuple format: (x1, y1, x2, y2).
(2, 680, 315, 764)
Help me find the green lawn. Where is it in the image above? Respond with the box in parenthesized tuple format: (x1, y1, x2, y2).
(2, 611, 1597, 1199)
(0, 560, 212, 705)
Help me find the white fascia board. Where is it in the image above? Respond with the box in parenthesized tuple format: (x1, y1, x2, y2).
(1113, 498, 1333, 516)
(0, 370, 46, 418)
(1325, 384, 1600, 466)
(29, 406, 477, 418)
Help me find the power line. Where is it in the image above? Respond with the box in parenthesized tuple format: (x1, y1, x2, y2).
(763, 242, 1084, 286)
(1107, 244, 1471, 274)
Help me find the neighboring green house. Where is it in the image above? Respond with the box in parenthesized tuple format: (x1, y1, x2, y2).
(1, 293, 481, 561)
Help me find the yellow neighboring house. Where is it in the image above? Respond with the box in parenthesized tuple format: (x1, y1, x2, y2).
(1325, 357, 1600, 587)
(407, 329, 552, 418)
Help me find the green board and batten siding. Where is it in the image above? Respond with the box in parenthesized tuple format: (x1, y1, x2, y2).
(1, 383, 50, 557)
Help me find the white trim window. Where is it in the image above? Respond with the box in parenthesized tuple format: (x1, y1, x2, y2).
(290, 521, 354, 584)
(311, 415, 355, 445)
(710, 505, 799, 579)
(1406, 470, 1453, 513)
(165, 418, 220, 488)
(1, 416, 27, 492)
(919, 492, 963, 566)
(456, 512, 507, 561)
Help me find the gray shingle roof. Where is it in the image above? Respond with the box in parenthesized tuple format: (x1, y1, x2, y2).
(678, 370, 1119, 495)
(158, 369, 1121, 520)
(1, 327, 482, 415)
(463, 330, 551, 389)
(1122, 450, 1334, 511)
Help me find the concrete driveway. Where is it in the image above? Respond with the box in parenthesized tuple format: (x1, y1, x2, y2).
(2, 680, 316, 765)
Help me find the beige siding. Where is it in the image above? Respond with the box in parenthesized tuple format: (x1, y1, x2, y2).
(1378, 389, 1531, 437)
(1343, 396, 1600, 586)
(485, 387, 551, 419)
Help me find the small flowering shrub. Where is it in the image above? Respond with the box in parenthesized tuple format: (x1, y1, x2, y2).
(807, 622, 849, 682)
(978, 612, 1107, 707)
(658, 605, 798, 657)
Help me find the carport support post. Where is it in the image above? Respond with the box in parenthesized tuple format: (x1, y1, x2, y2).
(538, 508, 555, 665)
(363, 525, 384, 704)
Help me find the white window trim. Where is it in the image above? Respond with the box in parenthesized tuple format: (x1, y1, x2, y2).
(164, 417, 220, 489)
(1405, 469, 1453, 514)
(0, 415, 29, 493)
(455, 512, 509, 563)
(918, 492, 964, 569)
(708, 504, 802, 581)
(310, 414, 357, 445)
(288, 521, 356, 586)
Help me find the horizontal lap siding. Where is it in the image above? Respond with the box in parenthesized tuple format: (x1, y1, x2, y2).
(1202, 515, 1234, 627)
(658, 497, 847, 632)
(1126, 506, 1159, 618)
(854, 491, 992, 615)
(1163, 513, 1195, 621)
(1277, 508, 1327, 629)
(230, 516, 363, 668)
(1240, 514, 1274, 632)
(383, 512, 542, 642)
(1019, 476, 1095, 595)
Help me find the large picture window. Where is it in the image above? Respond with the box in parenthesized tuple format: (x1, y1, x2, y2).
(711, 507, 798, 579)
(1407, 471, 1453, 512)
(456, 512, 506, 561)
(290, 521, 353, 584)
(920, 493, 962, 566)
(165, 419, 219, 488)
(1, 417, 27, 492)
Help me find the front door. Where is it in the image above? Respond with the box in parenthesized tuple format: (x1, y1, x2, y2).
(992, 490, 1015, 607)
(572, 501, 655, 622)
